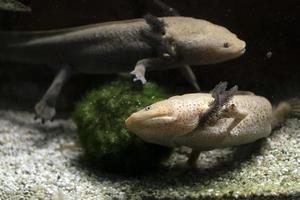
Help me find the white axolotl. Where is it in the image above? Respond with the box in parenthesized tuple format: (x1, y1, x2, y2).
(125, 82, 300, 166)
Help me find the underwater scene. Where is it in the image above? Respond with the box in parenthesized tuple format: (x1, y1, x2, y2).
(0, 0, 299, 199)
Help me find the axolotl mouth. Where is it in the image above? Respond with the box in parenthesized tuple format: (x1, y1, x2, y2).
(125, 104, 181, 147)
(125, 111, 175, 130)
(228, 39, 246, 58)
(125, 102, 177, 133)
(238, 41, 246, 54)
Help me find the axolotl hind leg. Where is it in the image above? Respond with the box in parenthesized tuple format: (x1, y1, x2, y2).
(34, 64, 71, 123)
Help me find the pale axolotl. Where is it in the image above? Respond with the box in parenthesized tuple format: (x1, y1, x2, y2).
(126, 82, 300, 167)
(0, 2, 246, 122)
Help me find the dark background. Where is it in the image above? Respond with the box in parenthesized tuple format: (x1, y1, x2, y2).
(0, 0, 299, 112)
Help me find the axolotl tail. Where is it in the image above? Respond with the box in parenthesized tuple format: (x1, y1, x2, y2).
(0, 29, 73, 64)
(271, 98, 300, 129)
(0, 19, 150, 67)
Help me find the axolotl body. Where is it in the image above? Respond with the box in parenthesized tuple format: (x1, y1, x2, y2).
(126, 86, 299, 166)
(0, 15, 246, 121)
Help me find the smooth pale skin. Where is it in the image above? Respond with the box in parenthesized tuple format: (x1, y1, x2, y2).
(126, 93, 295, 166)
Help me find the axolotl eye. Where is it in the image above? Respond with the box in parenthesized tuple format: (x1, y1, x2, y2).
(144, 106, 152, 111)
(223, 42, 230, 48)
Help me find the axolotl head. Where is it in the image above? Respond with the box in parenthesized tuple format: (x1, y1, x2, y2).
(165, 17, 246, 65)
(125, 98, 202, 147)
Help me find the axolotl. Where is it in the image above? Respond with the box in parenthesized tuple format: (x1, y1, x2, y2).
(126, 82, 299, 166)
(0, 8, 246, 122)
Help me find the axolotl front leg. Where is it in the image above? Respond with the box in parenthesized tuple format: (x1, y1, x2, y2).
(34, 64, 71, 122)
(130, 58, 201, 91)
(187, 105, 248, 167)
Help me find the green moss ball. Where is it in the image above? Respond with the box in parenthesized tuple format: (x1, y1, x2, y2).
(73, 79, 172, 172)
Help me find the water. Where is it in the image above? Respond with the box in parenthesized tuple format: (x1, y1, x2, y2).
(0, 0, 299, 199)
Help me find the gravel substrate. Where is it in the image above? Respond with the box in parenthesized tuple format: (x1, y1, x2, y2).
(0, 109, 299, 199)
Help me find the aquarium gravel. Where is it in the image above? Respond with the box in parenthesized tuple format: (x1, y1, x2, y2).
(0, 110, 299, 199)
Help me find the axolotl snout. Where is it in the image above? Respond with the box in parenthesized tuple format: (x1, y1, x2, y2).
(126, 85, 299, 166)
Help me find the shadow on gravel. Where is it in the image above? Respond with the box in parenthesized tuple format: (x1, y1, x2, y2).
(74, 137, 267, 199)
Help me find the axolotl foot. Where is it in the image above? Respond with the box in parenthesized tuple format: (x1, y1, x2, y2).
(130, 70, 147, 90)
(131, 73, 147, 85)
(129, 73, 146, 90)
(34, 100, 56, 123)
(33, 64, 71, 123)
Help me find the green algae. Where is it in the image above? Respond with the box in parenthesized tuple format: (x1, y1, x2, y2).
(73, 78, 172, 173)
